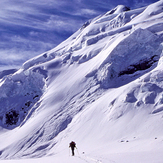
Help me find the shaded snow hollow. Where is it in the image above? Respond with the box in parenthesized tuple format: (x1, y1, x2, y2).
(0, 1, 163, 163)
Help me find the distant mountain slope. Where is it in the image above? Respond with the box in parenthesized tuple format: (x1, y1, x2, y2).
(0, 69, 17, 79)
(0, 1, 163, 160)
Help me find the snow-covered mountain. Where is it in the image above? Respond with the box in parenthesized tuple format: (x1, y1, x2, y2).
(0, 1, 163, 162)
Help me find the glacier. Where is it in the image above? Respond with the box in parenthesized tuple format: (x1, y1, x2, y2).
(0, 1, 163, 163)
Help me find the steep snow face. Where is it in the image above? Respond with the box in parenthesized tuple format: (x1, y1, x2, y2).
(0, 1, 163, 160)
(0, 69, 46, 129)
(94, 27, 162, 88)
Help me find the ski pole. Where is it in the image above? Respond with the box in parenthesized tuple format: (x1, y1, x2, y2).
(76, 147, 80, 156)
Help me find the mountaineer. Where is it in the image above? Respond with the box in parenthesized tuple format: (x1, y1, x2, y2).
(69, 141, 76, 156)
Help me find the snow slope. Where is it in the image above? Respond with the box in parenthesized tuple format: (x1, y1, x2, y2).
(0, 1, 163, 162)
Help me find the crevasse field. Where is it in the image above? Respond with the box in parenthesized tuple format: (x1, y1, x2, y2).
(0, 1, 163, 163)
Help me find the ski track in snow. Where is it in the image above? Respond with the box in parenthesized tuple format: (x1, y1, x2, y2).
(76, 155, 103, 163)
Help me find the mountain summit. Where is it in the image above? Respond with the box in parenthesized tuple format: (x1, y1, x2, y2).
(106, 5, 130, 15)
(0, 1, 163, 162)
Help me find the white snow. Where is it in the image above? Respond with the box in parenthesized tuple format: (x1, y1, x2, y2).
(0, 1, 163, 163)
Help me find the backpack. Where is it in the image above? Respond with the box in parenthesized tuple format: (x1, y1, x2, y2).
(70, 141, 76, 148)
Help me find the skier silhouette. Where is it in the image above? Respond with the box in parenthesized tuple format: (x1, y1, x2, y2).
(69, 141, 76, 156)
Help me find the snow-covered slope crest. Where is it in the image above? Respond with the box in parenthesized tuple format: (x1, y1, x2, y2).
(0, 1, 163, 160)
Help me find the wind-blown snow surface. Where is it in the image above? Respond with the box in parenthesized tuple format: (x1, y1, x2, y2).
(0, 1, 163, 162)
